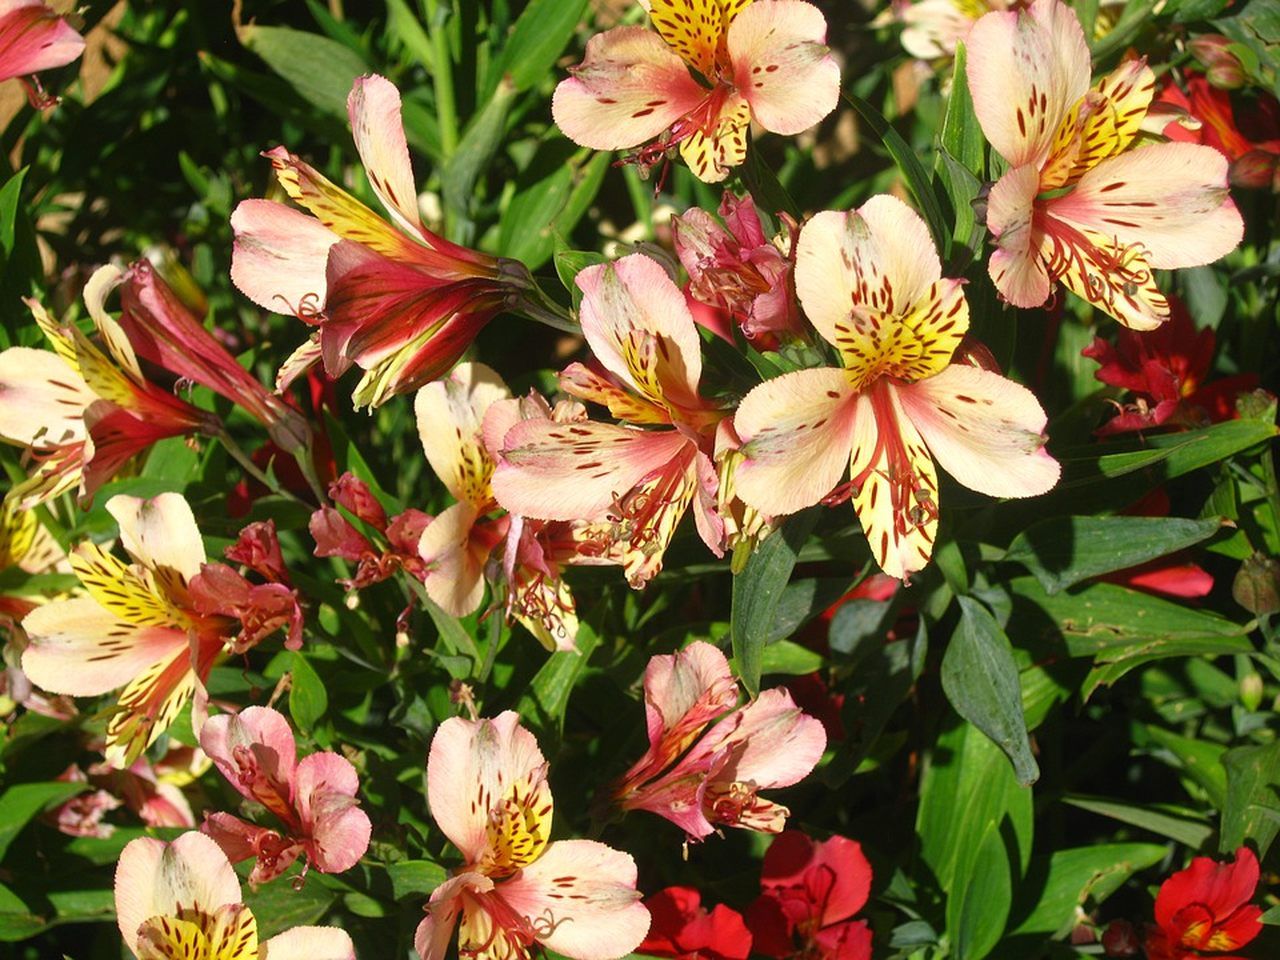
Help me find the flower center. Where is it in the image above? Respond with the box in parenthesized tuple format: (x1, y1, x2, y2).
(136, 904, 259, 960)
(481, 770, 553, 878)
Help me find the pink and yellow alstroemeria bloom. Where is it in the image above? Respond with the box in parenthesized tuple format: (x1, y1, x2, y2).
(493, 254, 725, 588)
(21, 493, 234, 767)
(416, 711, 650, 960)
(0, 277, 215, 510)
(612, 642, 826, 841)
(890, 0, 1009, 62)
(968, 0, 1243, 329)
(200, 706, 371, 885)
(114, 831, 355, 960)
(232, 74, 526, 409)
(0, 1, 84, 108)
(733, 197, 1061, 580)
(552, 0, 840, 183)
(415, 362, 513, 618)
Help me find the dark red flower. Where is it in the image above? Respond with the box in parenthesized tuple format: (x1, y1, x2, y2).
(189, 521, 303, 652)
(1156, 73, 1280, 190)
(1083, 298, 1257, 436)
(745, 831, 873, 960)
(638, 887, 753, 960)
(309, 472, 431, 588)
(1143, 847, 1263, 960)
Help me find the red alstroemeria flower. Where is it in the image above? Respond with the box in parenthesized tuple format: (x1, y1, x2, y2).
(0, 0, 84, 108)
(1156, 72, 1280, 190)
(639, 886, 753, 960)
(232, 74, 531, 409)
(310, 472, 432, 592)
(745, 831, 874, 960)
(1143, 847, 1263, 960)
(1083, 298, 1258, 436)
(673, 191, 802, 342)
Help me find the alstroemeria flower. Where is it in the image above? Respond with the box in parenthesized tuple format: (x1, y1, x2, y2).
(114, 831, 355, 960)
(552, 0, 840, 183)
(968, 0, 1243, 329)
(415, 711, 649, 960)
(892, 0, 1010, 61)
(0, 282, 215, 510)
(1142, 847, 1262, 960)
(310, 472, 432, 590)
(199, 706, 371, 885)
(232, 74, 528, 409)
(1083, 297, 1257, 435)
(1158, 72, 1280, 190)
(189, 520, 305, 653)
(611, 641, 826, 842)
(493, 254, 726, 588)
(101, 260, 312, 454)
(745, 831, 873, 960)
(21, 494, 237, 767)
(0, 1, 84, 108)
(639, 887, 753, 960)
(733, 197, 1060, 579)
(673, 191, 801, 341)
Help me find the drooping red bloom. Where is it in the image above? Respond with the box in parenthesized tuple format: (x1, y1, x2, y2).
(1142, 847, 1263, 960)
(745, 831, 874, 960)
(1083, 298, 1258, 436)
(310, 472, 431, 589)
(638, 887, 753, 960)
(1157, 72, 1280, 190)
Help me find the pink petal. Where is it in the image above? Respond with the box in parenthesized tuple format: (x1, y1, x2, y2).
(416, 873, 488, 960)
(966, 0, 1090, 167)
(21, 598, 187, 697)
(552, 26, 707, 151)
(498, 839, 650, 960)
(795, 200, 942, 348)
(576, 254, 703, 411)
(201, 811, 281, 865)
(732, 368, 863, 516)
(0, 1, 84, 83)
(1048, 142, 1243, 270)
(229, 199, 336, 318)
(418, 502, 488, 618)
(415, 361, 509, 506)
(987, 163, 1052, 309)
(729, 0, 839, 136)
(0, 346, 92, 447)
(348, 74, 423, 237)
(199, 706, 298, 807)
(494, 419, 691, 522)
(895, 366, 1060, 499)
(114, 832, 241, 952)
(696, 689, 824, 793)
(106, 492, 207, 582)
(295, 752, 371, 874)
(426, 712, 548, 864)
(260, 926, 356, 960)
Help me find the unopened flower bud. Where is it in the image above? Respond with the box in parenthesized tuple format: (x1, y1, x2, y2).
(1240, 670, 1265, 712)
(1102, 920, 1140, 957)
(1230, 150, 1280, 190)
(1233, 553, 1280, 616)
(1189, 35, 1246, 90)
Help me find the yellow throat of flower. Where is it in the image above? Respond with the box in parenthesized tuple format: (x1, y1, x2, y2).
(480, 770, 553, 878)
(136, 904, 259, 960)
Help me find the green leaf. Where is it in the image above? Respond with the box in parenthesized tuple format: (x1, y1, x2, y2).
(758, 640, 824, 676)
(1006, 844, 1167, 944)
(487, 0, 590, 96)
(1221, 741, 1280, 858)
(515, 622, 602, 733)
(1143, 726, 1228, 809)
(947, 823, 1012, 960)
(0, 782, 87, 861)
(241, 869, 336, 938)
(442, 81, 517, 242)
(387, 859, 448, 901)
(938, 44, 984, 176)
(1004, 515, 1226, 594)
(238, 25, 369, 118)
(289, 650, 329, 732)
(1062, 794, 1215, 848)
(942, 597, 1039, 786)
(844, 92, 950, 253)
(498, 151, 609, 270)
(732, 509, 818, 697)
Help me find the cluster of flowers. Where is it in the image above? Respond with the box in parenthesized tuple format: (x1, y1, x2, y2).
(0, 1, 1271, 959)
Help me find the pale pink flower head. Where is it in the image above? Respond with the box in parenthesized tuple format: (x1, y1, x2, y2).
(21, 493, 234, 767)
(114, 830, 355, 960)
(968, 0, 1244, 328)
(732, 196, 1060, 579)
(892, 0, 1009, 62)
(232, 74, 527, 409)
(612, 642, 826, 842)
(0, 1, 84, 108)
(416, 711, 649, 960)
(199, 705, 372, 885)
(493, 254, 725, 588)
(673, 191, 802, 342)
(553, 0, 840, 182)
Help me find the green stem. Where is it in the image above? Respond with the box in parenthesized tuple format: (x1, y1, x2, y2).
(424, 0, 459, 157)
(215, 427, 305, 505)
